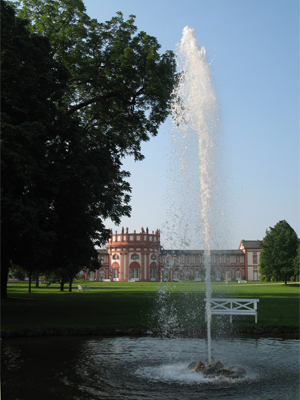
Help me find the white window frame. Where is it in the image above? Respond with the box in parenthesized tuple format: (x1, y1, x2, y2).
(130, 269, 139, 279)
(113, 269, 118, 278)
(225, 270, 231, 281)
(150, 269, 156, 279)
(173, 270, 179, 281)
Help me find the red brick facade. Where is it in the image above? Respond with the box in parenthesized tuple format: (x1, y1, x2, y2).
(84, 229, 261, 282)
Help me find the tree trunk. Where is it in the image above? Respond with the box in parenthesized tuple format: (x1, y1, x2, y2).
(60, 280, 64, 291)
(1, 265, 9, 299)
(35, 275, 39, 288)
(28, 272, 32, 293)
(285, 274, 287, 285)
(68, 278, 72, 292)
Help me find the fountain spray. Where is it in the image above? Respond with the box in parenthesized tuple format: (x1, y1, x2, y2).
(172, 26, 220, 364)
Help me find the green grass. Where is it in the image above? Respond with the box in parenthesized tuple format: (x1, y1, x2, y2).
(2, 281, 299, 337)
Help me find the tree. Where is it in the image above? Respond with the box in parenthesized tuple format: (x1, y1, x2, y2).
(9, 264, 26, 281)
(258, 220, 298, 285)
(2, 0, 178, 297)
(15, 0, 178, 161)
(1, 0, 69, 297)
(293, 243, 300, 279)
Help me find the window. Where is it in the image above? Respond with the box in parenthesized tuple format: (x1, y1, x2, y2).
(99, 270, 105, 280)
(215, 270, 221, 280)
(112, 254, 119, 260)
(150, 269, 156, 279)
(226, 256, 230, 264)
(131, 254, 139, 260)
(174, 271, 179, 280)
(130, 269, 139, 279)
(113, 269, 118, 279)
(225, 270, 231, 281)
(216, 256, 220, 264)
(195, 270, 200, 279)
(236, 256, 240, 264)
(236, 270, 241, 280)
(195, 256, 200, 264)
(253, 255, 257, 264)
(151, 254, 156, 260)
(185, 255, 189, 263)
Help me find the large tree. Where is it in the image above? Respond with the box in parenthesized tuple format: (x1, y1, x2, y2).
(48, 115, 132, 291)
(1, 0, 69, 296)
(258, 220, 298, 285)
(293, 243, 300, 279)
(2, 0, 177, 297)
(15, 0, 177, 161)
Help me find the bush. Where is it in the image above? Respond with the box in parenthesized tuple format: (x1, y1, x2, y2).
(260, 275, 268, 282)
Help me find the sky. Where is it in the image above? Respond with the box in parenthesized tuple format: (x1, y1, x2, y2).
(82, 0, 299, 249)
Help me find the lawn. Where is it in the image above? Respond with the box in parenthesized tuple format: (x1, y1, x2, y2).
(2, 281, 299, 337)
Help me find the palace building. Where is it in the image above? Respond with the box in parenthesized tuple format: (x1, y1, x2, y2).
(83, 228, 262, 282)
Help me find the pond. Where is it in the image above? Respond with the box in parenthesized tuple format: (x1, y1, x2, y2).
(2, 336, 299, 400)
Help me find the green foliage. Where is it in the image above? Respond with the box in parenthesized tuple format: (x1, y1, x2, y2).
(258, 220, 298, 285)
(1, 0, 69, 296)
(259, 274, 269, 282)
(293, 243, 300, 276)
(15, 0, 178, 160)
(9, 264, 26, 281)
(1, 0, 177, 297)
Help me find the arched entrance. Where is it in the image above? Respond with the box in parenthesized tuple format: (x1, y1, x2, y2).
(149, 262, 157, 281)
(112, 262, 119, 281)
(129, 261, 140, 281)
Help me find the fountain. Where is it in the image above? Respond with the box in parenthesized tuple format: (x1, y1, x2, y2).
(3, 336, 299, 399)
(170, 26, 221, 365)
(2, 27, 299, 400)
(158, 27, 258, 377)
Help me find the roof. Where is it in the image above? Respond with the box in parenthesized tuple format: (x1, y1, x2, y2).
(239, 240, 262, 250)
(161, 249, 244, 255)
(97, 248, 108, 253)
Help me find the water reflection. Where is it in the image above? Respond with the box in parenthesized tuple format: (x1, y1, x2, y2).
(2, 336, 299, 400)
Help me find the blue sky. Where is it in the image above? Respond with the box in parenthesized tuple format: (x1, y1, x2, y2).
(83, 0, 299, 248)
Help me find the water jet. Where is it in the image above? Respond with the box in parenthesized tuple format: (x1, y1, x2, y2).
(170, 26, 220, 364)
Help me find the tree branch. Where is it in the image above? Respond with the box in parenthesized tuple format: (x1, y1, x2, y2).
(66, 91, 120, 115)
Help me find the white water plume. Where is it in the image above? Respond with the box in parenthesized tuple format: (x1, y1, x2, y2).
(170, 26, 221, 363)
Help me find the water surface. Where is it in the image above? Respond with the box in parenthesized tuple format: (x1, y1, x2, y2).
(2, 336, 299, 400)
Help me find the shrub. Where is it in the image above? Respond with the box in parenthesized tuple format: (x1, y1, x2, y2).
(260, 274, 268, 282)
